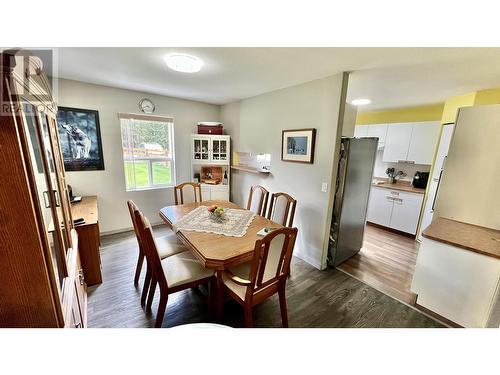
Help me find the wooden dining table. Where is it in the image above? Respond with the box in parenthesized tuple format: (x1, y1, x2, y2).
(159, 199, 282, 318)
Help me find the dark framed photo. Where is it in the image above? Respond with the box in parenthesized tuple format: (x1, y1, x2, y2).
(281, 128, 316, 164)
(56, 107, 105, 171)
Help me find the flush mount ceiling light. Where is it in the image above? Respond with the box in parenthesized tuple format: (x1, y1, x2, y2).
(351, 98, 371, 106)
(164, 53, 203, 73)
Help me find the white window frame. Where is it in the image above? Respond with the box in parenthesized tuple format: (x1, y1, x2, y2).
(118, 113, 176, 192)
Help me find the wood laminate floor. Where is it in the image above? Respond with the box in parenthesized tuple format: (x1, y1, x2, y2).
(338, 224, 419, 305)
(88, 226, 442, 328)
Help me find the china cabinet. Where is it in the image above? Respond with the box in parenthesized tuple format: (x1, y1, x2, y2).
(190, 134, 230, 200)
(0, 50, 87, 327)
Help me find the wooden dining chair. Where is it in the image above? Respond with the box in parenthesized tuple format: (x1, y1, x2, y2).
(220, 227, 298, 327)
(246, 185, 269, 216)
(267, 192, 297, 227)
(127, 200, 186, 306)
(135, 210, 215, 328)
(174, 182, 202, 205)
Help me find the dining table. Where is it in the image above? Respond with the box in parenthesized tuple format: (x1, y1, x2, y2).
(159, 199, 282, 319)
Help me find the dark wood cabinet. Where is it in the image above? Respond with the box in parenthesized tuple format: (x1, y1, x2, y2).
(0, 50, 87, 327)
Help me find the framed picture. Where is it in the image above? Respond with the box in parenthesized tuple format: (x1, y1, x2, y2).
(281, 128, 317, 164)
(56, 107, 105, 171)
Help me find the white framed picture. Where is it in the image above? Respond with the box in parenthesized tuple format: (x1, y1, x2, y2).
(281, 128, 316, 164)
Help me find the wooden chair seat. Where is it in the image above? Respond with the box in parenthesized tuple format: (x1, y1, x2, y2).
(160, 251, 214, 289)
(156, 234, 186, 259)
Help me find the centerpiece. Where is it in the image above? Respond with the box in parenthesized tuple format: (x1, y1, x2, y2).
(207, 205, 226, 223)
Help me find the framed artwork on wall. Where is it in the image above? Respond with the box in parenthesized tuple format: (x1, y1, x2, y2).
(56, 107, 105, 171)
(281, 128, 317, 164)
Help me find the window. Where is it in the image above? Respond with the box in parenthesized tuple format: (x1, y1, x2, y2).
(119, 113, 175, 191)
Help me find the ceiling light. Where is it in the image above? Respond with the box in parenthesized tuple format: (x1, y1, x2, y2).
(164, 53, 203, 73)
(351, 98, 371, 106)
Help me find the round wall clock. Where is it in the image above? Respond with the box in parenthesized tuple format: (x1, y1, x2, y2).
(139, 98, 155, 114)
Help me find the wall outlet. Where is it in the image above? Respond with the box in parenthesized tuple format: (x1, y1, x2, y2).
(321, 182, 328, 193)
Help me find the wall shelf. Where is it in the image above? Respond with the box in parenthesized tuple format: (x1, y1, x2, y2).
(231, 165, 270, 174)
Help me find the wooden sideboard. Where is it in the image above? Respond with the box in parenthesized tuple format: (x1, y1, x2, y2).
(72, 196, 102, 286)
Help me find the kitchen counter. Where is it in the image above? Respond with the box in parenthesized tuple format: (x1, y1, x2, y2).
(371, 178, 425, 194)
(422, 217, 500, 260)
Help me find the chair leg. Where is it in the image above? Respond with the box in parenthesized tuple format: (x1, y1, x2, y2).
(141, 266, 151, 307)
(134, 253, 144, 285)
(146, 275, 157, 312)
(207, 277, 215, 319)
(155, 293, 168, 328)
(278, 282, 289, 328)
(215, 271, 223, 321)
(244, 305, 253, 328)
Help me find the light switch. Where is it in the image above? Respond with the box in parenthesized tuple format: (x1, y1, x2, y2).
(321, 182, 328, 192)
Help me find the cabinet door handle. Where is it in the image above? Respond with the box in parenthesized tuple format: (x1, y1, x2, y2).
(390, 191, 399, 196)
(407, 160, 415, 164)
(78, 269, 85, 286)
(386, 196, 395, 201)
(53, 190, 61, 207)
(397, 160, 406, 163)
(42, 191, 51, 208)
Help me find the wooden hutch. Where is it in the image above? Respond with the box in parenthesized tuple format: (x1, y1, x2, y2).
(0, 50, 87, 327)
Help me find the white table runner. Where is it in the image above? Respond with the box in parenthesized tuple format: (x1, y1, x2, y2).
(173, 206, 256, 237)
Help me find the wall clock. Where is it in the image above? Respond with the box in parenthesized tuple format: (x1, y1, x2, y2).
(139, 98, 155, 114)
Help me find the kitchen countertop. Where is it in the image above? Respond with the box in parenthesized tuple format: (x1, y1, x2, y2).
(371, 178, 426, 194)
(422, 217, 500, 259)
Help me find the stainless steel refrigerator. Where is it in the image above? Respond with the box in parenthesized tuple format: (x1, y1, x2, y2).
(327, 137, 377, 267)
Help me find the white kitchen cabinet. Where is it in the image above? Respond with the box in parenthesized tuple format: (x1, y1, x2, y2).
(382, 122, 440, 165)
(354, 125, 368, 138)
(412, 237, 500, 327)
(366, 124, 388, 148)
(382, 123, 413, 163)
(192, 134, 230, 165)
(406, 122, 440, 164)
(389, 191, 424, 234)
(366, 187, 393, 227)
(366, 187, 424, 235)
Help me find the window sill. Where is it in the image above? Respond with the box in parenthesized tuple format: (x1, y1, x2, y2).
(126, 185, 175, 193)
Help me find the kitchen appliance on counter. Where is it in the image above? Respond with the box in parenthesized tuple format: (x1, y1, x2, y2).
(327, 137, 377, 267)
(412, 171, 429, 189)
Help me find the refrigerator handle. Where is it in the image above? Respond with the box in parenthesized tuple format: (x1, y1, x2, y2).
(432, 169, 444, 211)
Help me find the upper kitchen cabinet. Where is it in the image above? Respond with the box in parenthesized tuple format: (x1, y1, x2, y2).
(406, 122, 440, 164)
(353, 124, 388, 149)
(383, 123, 413, 163)
(382, 121, 440, 165)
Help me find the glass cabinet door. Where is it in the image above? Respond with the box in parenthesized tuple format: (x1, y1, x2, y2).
(212, 139, 220, 160)
(47, 114, 73, 247)
(21, 104, 68, 290)
(219, 139, 228, 161)
(193, 137, 210, 161)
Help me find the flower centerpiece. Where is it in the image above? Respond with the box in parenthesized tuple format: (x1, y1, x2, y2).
(207, 205, 226, 223)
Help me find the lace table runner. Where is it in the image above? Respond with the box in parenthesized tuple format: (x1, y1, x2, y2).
(173, 206, 256, 237)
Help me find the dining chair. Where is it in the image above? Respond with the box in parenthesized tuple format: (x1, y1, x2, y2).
(174, 182, 202, 205)
(267, 192, 297, 227)
(220, 227, 298, 327)
(246, 185, 269, 216)
(135, 210, 215, 328)
(127, 200, 186, 306)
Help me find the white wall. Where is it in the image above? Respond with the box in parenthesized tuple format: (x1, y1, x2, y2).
(221, 74, 347, 269)
(58, 79, 220, 233)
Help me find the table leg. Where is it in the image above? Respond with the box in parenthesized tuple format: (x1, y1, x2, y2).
(216, 270, 223, 321)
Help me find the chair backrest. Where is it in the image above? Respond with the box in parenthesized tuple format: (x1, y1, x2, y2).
(134, 209, 169, 290)
(245, 227, 298, 300)
(246, 185, 269, 216)
(174, 182, 202, 205)
(127, 200, 143, 253)
(267, 192, 297, 227)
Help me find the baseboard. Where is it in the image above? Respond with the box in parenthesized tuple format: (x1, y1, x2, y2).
(100, 221, 165, 237)
(295, 251, 322, 270)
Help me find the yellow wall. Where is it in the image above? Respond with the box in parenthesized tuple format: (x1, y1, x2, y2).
(356, 103, 444, 125)
(473, 88, 500, 105)
(440, 92, 476, 124)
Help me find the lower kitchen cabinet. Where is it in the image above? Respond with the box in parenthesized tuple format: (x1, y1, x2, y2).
(200, 184, 229, 201)
(367, 187, 424, 235)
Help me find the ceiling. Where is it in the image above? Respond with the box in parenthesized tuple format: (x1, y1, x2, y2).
(56, 48, 500, 111)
